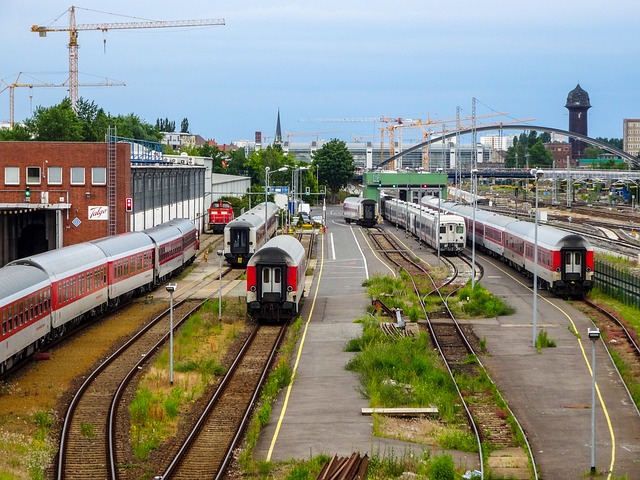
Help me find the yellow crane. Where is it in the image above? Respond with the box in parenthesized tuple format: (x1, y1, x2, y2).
(31, 6, 224, 112)
(0, 72, 125, 127)
(285, 131, 341, 143)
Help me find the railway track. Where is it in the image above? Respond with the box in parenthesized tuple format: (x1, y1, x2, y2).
(55, 259, 240, 479)
(578, 298, 640, 386)
(370, 229, 538, 479)
(160, 323, 287, 478)
(56, 299, 204, 479)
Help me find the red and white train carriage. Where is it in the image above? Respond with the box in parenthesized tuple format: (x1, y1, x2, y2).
(92, 232, 155, 302)
(0, 265, 52, 373)
(422, 196, 594, 297)
(0, 218, 198, 375)
(246, 235, 307, 322)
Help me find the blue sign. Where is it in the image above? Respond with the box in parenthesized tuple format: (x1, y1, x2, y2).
(269, 186, 289, 194)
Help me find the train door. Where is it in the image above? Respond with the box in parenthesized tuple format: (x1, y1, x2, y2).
(230, 228, 249, 255)
(260, 264, 284, 303)
(562, 249, 584, 281)
(363, 203, 375, 222)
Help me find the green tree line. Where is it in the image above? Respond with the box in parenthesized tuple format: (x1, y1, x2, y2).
(0, 98, 356, 206)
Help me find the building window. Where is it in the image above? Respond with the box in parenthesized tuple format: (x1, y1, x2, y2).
(48, 166, 62, 185)
(4, 167, 19, 185)
(92, 167, 106, 185)
(71, 167, 85, 185)
(27, 167, 41, 185)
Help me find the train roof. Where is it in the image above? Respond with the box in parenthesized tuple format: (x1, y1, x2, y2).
(169, 218, 197, 234)
(8, 243, 106, 278)
(92, 231, 155, 257)
(344, 197, 376, 205)
(143, 222, 183, 244)
(247, 234, 306, 267)
(508, 221, 592, 249)
(0, 264, 50, 306)
(226, 202, 279, 230)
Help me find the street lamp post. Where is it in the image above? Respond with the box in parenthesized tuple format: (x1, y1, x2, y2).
(165, 283, 177, 385)
(216, 250, 223, 321)
(437, 168, 443, 264)
(471, 168, 478, 289)
(265, 166, 288, 240)
(531, 168, 544, 347)
(265, 166, 270, 241)
(588, 327, 601, 475)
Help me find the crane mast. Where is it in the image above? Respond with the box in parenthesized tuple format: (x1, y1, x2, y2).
(31, 6, 225, 111)
(1, 72, 125, 127)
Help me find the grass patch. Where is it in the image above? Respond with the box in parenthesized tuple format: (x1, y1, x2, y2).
(535, 330, 556, 353)
(0, 411, 56, 480)
(455, 281, 515, 318)
(344, 316, 473, 452)
(128, 296, 246, 460)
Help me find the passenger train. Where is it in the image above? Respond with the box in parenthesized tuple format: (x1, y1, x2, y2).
(381, 197, 466, 254)
(208, 200, 235, 234)
(0, 219, 199, 375)
(421, 196, 594, 297)
(343, 197, 378, 227)
(223, 202, 279, 267)
(246, 235, 307, 322)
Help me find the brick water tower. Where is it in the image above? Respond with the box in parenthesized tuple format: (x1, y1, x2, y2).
(565, 84, 591, 159)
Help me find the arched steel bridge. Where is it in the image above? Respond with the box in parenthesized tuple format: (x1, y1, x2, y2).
(379, 124, 640, 169)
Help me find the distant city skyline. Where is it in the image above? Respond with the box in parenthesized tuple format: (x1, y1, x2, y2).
(2, 1, 639, 144)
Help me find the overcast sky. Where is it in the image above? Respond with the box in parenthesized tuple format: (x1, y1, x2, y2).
(2, 1, 639, 145)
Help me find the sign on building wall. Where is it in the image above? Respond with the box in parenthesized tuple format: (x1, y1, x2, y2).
(88, 206, 109, 220)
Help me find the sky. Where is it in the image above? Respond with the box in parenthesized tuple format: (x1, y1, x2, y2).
(2, 1, 640, 145)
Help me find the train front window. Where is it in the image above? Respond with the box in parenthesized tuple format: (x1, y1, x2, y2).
(231, 229, 248, 250)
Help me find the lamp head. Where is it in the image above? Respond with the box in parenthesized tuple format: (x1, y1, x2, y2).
(588, 327, 600, 340)
(166, 283, 177, 293)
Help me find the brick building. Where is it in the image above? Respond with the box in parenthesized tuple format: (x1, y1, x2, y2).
(0, 141, 131, 266)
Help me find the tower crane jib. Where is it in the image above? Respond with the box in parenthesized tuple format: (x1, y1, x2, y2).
(31, 6, 225, 112)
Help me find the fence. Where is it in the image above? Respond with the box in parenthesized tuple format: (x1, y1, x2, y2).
(593, 259, 640, 309)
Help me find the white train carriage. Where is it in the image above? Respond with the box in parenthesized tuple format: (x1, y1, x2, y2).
(0, 265, 52, 374)
(435, 214, 467, 253)
(9, 243, 109, 330)
(91, 232, 155, 302)
(224, 202, 279, 267)
(246, 235, 307, 322)
(169, 218, 199, 265)
(144, 222, 188, 282)
(343, 197, 378, 227)
(384, 197, 466, 254)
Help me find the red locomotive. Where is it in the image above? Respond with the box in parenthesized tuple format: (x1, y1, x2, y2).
(208, 200, 234, 233)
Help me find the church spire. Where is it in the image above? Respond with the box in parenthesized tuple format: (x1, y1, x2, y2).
(275, 108, 283, 144)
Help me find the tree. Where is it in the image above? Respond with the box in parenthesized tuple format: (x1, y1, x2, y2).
(0, 124, 31, 141)
(180, 118, 189, 133)
(156, 118, 175, 132)
(595, 137, 623, 149)
(24, 98, 84, 141)
(504, 131, 552, 168)
(312, 139, 355, 202)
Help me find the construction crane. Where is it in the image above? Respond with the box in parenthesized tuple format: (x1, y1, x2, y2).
(285, 131, 341, 143)
(0, 72, 125, 127)
(31, 6, 224, 112)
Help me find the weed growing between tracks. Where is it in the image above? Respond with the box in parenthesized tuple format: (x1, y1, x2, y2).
(128, 298, 245, 460)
